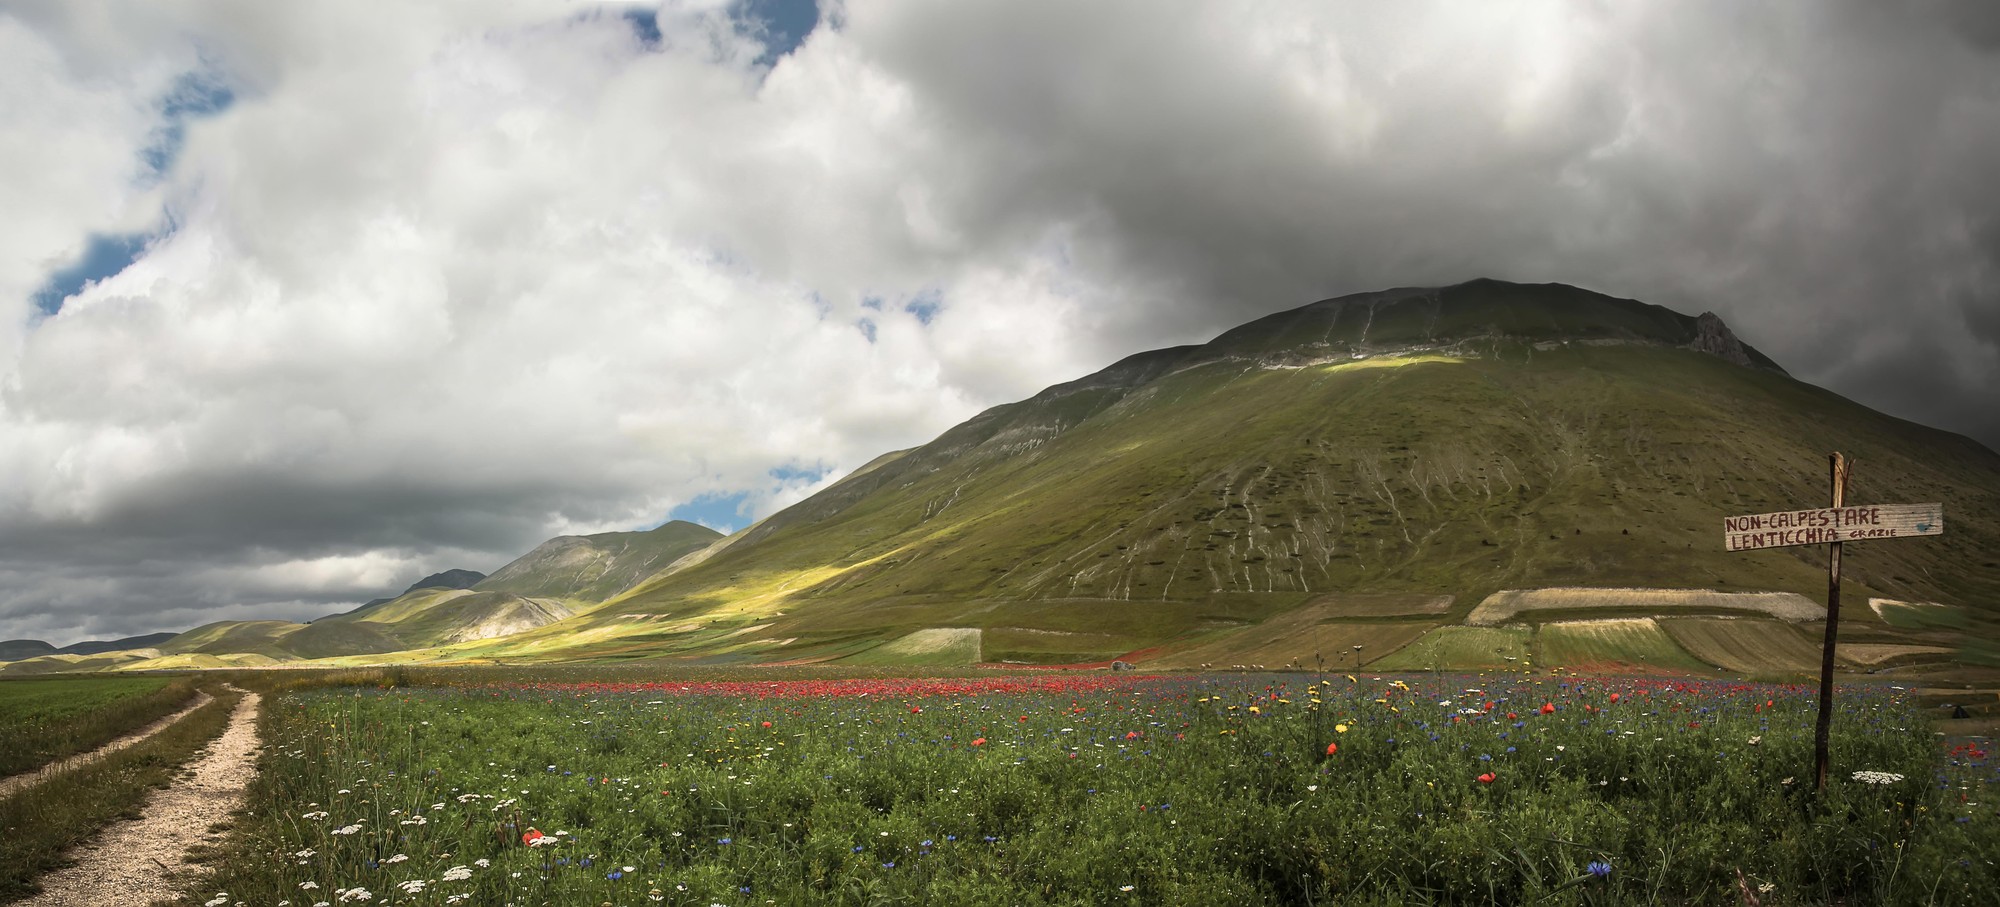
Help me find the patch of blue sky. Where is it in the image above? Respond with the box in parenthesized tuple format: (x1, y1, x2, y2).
(666, 491, 752, 533)
(620, 6, 663, 49)
(30, 233, 150, 317)
(770, 463, 831, 484)
(904, 289, 942, 325)
(141, 69, 235, 177)
(733, 0, 818, 64)
(34, 69, 234, 317)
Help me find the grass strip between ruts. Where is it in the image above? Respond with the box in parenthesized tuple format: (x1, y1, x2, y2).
(0, 684, 243, 905)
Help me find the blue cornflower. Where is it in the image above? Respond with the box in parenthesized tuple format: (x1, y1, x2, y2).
(607, 871, 623, 881)
(1587, 861, 1612, 879)
(718, 837, 732, 845)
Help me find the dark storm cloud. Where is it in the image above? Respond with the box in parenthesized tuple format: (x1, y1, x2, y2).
(842, 0, 2000, 449)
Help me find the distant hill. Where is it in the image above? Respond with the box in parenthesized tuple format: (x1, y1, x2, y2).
(320, 568, 489, 621)
(59, 632, 180, 655)
(82, 524, 723, 666)
(1, 632, 181, 662)
(472, 520, 722, 601)
(443, 279, 1998, 675)
(0, 640, 57, 661)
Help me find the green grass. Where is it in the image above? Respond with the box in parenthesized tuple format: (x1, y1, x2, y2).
(0, 684, 240, 904)
(1372, 626, 1533, 671)
(0, 676, 194, 778)
(182, 670, 1994, 906)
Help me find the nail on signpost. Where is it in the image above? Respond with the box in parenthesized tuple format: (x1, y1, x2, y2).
(1721, 453, 1945, 792)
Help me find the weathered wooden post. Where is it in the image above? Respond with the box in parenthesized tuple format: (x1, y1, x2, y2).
(1813, 453, 1851, 791)
(1722, 454, 1944, 793)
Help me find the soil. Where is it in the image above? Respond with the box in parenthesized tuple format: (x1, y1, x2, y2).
(17, 688, 263, 907)
(0, 690, 215, 800)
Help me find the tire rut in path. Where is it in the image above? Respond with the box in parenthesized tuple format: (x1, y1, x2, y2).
(18, 687, 262, 907)
(0, 690, 216, 801)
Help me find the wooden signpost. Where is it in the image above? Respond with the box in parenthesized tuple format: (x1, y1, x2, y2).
(1723, 453, 1944, 792)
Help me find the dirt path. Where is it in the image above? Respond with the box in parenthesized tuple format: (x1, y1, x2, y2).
(0, 689, 215, 800)
(18, 688, 262, 907)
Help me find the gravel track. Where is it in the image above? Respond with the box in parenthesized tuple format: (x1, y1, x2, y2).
(17, 688, 262, 907)
(0, 690, 215, 800)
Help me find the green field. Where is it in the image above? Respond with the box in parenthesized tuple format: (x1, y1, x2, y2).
(171, 669, 1994, 906)
(1372, 626, 1533, 671)
(0, 675, 193, 777)
(1535, 619, 1711, 673)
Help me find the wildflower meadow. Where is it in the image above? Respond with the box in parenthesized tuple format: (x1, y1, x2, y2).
(189, 671, 1995, 906)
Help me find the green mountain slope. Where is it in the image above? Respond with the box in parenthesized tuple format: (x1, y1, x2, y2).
(318, 588, 576, 646)
(472, 520, 723, 602)
(454, 279, 1999, 672)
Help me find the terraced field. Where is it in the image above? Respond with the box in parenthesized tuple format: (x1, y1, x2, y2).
(1658, 618, 1826, 675)
(1535, 618, 1710, 673)
(1467, 588, 1823, 626)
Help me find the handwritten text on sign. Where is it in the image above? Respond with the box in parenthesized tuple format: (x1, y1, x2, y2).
(1723, 503, 1944, 552)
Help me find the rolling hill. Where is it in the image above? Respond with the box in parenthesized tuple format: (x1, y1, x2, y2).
(425, 279, 1999, 675)
(0, 521, 729, 672)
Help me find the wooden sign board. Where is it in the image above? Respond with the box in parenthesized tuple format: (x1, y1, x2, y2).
(1723, 503, 1943, 552)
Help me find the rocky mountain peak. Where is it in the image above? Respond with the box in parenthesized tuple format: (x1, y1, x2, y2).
(1688, 311, 1755, 368)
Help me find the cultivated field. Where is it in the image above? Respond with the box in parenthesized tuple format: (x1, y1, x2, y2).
(1535, 619, 1711, 674)
(159, 669, 1995, 906)
(1371, 626, 1531, 670)
(0, 675, 192, 777)
(1467, 588, 1824, 626)
(1151, 614, 1436, 670)
(1659, 618, 1826, 675)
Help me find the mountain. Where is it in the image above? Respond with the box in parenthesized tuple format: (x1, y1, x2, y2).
(321, 568, 489, 621)
(473, 521, 723, 601)
(26, 523, 727, 671)
(440, 279, 1999, 675)
(0, 640, 57, 661)
(59, 631, 180, 655)
(0, 632, 182, 662)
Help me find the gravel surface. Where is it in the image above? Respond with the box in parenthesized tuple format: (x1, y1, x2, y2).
(0, 690, 214, 800)
(18, 688, 262, 907)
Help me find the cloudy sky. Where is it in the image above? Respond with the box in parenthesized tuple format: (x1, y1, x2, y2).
(3, 0, 1997, 645)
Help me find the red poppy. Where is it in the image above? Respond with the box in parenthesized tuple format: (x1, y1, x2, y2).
(1125, 731, 1141, 740)
(761, 721, 772, 728)
(522, 828, 544, 845)
(1477, 772, 1497, 784)
(1325, 742, 1338, 755)
(971, 737, 986, 746)
(1539, 703, 1556, 715)
(1609, 693, 1620, 703)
